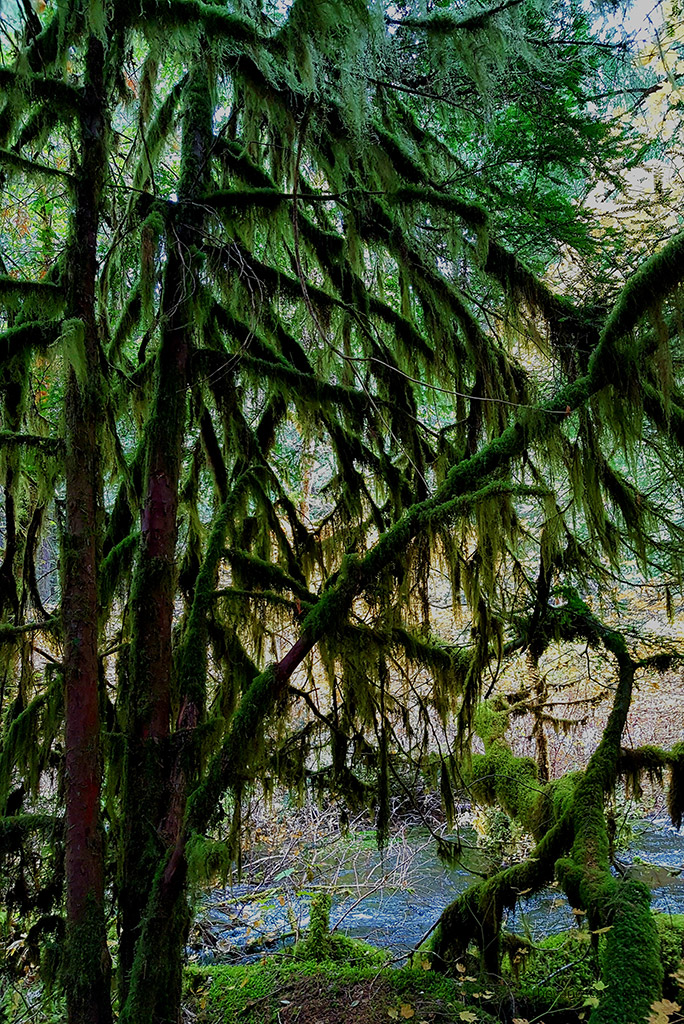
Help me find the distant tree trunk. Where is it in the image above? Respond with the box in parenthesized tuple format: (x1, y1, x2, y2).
(62, 36, 112, 1024)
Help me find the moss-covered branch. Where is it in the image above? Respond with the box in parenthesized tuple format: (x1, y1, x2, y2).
(0, 278, 63, 315)
(0, 813, 63, 852)
(0, 431, 63, 454)
(0, 147, 75, 181)
(427, 598, 665, 1023)
(0, 67, 82, 116)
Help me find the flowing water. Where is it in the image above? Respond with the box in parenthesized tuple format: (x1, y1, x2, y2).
(191, 817, 684, 964)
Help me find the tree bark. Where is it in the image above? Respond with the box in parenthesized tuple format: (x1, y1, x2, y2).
(118, 63, 213, 1016)
(62, 35, 112, 1024)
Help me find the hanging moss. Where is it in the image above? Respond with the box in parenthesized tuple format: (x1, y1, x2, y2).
(132, 74, 188, 191)
(99, 530, 139, 612)
(0, 675, 62, 810)
(0, 431, 62, 455)
(0, 66, 82, 118)
(129, 0, 259, 45)
(139, 209, 165, 325)
(185, 831, 232, 887)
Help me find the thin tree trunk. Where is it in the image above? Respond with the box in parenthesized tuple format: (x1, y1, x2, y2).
(62, 35, 112, 1024)
(118, 63, 212, 1014)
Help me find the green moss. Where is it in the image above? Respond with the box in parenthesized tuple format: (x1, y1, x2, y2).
(594, 880, 662, 1024)
(471, 741, 542, 835)
(656, 914, 684, 980)
(504, 928, 602, 1017)
(186, 831, 232, 887)
(60, 895, 112, 1022)
(99, 530, 139, 612)
(473, 699, 510, 748)
(292, 892, 389, 965)
(0, 277, 64, 316)
(0, 146, 74, 181)
(185, 957, 499, 1024)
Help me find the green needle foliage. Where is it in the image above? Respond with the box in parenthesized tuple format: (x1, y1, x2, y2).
(0, 1, 684, 1023)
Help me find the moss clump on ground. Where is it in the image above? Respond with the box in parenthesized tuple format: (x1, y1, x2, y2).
(184, 957, 500, 1024)
(502, 928, 603, 1020)
(655, 913, 684, 988)
(499, 916, 684, 1022)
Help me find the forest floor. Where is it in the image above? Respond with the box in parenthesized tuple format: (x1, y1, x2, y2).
(183, 957, 507, 1024)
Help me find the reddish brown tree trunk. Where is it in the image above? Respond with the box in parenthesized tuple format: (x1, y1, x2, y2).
(62, 36, 112, 1024)
(118, 65, 212, 1014)
(118, 242, 191, 995)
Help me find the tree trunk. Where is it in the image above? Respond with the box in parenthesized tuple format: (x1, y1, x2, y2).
(118, 63, 213, 1016)
(62, 35, 112, 1024)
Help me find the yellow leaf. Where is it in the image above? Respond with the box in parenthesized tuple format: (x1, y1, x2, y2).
(388, 1011, 398, 1020)
(572, 908, 586, 916)
(517, 888, 532, 895)
(591, 926, 613, 935)
(400, 1006, 415, 1019)
(240, 976, 249, 989)
(421, 959, 431, 971)
(459, 1013, 477, 1023)
(456, 963, 466, 974)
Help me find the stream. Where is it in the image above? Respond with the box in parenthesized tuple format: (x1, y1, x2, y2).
(190, 817, 684, 964)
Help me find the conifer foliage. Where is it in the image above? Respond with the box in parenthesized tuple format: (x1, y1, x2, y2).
(1, 1, 684, 1022)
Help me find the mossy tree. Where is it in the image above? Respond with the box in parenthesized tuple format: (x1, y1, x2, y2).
(0, 2, 683, 1023)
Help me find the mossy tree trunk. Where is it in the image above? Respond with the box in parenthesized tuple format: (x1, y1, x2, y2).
(118, 62, 213, 1020)
(61, 35, 112, 1024)
(426, 596, 663, 1024)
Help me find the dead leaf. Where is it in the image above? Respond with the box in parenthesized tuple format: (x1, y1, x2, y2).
(400, 1005, 415, 1019)
(651, 999, 681, 1014)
